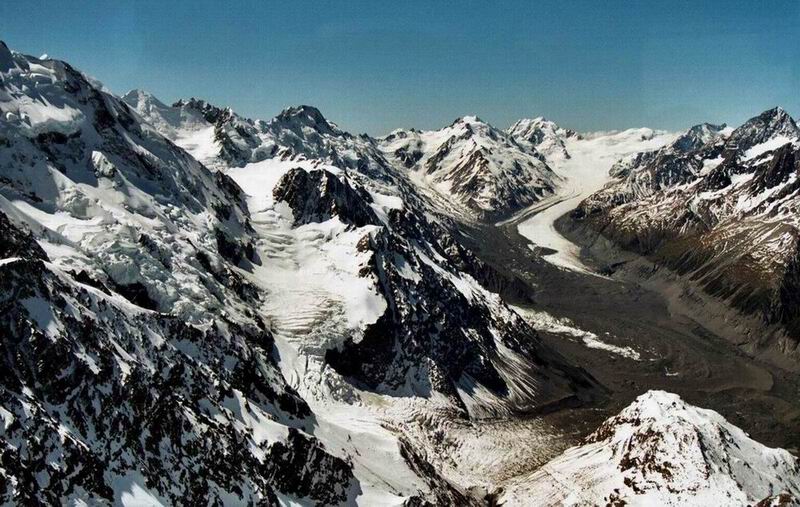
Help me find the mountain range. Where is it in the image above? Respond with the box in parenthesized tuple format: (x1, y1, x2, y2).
(1, 41, 799, 506)
(575, 107, 800, 364)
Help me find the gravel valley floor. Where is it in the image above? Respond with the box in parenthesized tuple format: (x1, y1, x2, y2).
(460, 212, 800, 456)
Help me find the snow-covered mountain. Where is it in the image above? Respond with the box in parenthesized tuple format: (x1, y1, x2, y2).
(127, 91, 562, 219)
(124, 90, 598, 414)
(124, 90, 398, 181)
(577, 107, 800, 359)
(501, 391, 800, 506)
(0, 41, 367, 505)
(507, 116, 580, 163)
(122, 89, 272, 170)
(379, 116, 559, 218)
(3, 39, 800, 506)
(0, 41, 603, 504)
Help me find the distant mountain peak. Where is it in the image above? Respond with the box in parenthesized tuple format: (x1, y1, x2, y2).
(121, 88, 170, 110)
(763, 105, 790, 119)
(451, 115, 486, 126)
(727, 106, 799, 151)
(274, 105, 336, 132)
(508, 116, 576, 161)
(670, 122, 728, 152)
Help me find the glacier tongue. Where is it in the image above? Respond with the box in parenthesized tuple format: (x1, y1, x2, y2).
(515, 126, 676, 273)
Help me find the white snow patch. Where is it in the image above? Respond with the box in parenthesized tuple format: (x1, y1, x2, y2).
(743, 136, 797, 160)
(512, 305, 641, 360)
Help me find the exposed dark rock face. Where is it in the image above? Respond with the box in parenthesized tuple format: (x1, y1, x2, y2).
(273, 168, 380, 227)
(282, 168, 604, 417)
(726, 107, 799, 152)
(0, 211, 48, 261)
(507, 116, 578, 161)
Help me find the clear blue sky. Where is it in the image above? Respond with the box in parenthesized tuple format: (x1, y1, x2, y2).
(2, 1, 798, 135)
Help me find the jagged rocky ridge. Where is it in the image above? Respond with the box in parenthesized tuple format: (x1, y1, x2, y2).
(378, 116, 559, 218)
(500, 391, 800, 506)
(124, 91, 397, 181)
(128, 90, 562, 220)
(576, 107, 800, 359)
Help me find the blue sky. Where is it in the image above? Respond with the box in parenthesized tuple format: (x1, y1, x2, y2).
(1, 1, 798, 135)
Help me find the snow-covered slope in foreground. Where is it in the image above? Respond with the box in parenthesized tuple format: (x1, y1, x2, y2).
(515, 127, 675, 273)
(501, 390, 800, 506)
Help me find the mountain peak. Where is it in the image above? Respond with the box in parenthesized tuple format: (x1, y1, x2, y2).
(671, 122, 728, 152)
(275, 105, 333, 130)
(451, 115, 488, 128)
(122, 88, 169, 110)
(749, 106, 795, 128)
(728, 106, 799, 151)
(507, 116, 575, 161)
(763, 105, 789, 119)
(174, 96, 218, 111)
(502, 390, 800, 505)
(0, 40, 15, 73)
